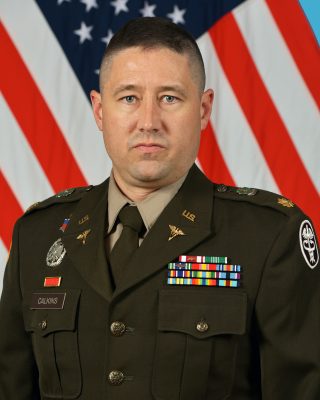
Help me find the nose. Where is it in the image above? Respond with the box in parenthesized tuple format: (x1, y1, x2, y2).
(137, 97, 161, 133)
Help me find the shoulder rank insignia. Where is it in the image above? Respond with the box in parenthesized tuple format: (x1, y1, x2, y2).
(299, 220, 319, 269)
(168, 225, 185, 241)
(278, 198, 294, 208)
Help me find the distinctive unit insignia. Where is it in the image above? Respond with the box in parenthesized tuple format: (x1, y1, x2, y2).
(59, 218, 70, 232)
(56, 188, 75, 198)
(46, 238, 66, 267)
(299, 220, 319, 269)
(278, 198, 294, 208)
(77, 229, 91, 245)
(168, 225, 185, 241)
(236, 187, 258, 196)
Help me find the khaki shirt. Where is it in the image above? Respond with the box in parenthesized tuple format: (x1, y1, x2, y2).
(105, 172, 186, 255)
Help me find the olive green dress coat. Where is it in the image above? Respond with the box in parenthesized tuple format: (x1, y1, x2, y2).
(0, 165, 319, 399)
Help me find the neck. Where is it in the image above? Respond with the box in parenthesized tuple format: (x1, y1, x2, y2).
(112, 172, 161, 203)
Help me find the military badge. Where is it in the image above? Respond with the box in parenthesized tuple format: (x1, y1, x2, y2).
(299, 220, 319, 269)
(77, 229, 91, 245)
(46, 238, 66, 267)
(168, 225, 185, 241)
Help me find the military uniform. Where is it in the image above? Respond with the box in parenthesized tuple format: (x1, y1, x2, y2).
(0, 165, 319, 399)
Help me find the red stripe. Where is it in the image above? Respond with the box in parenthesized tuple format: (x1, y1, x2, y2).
(209, 13, 320, 236)
(198, 122, 235, 186)
(266, 0, 320, 108)
(0, 172, 24, 249)
(0, 23, 87, 193)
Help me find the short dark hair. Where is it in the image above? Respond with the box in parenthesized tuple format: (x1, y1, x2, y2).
(99, 17, 205, 91)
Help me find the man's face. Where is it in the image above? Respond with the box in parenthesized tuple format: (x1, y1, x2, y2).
(91, 47, 213, 192)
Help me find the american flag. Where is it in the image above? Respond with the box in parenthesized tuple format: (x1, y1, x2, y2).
(1, 0, 319, 290)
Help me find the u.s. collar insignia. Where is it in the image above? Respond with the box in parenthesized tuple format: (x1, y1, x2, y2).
(278, 198, 294, 208)
(46, 238, 66, 267)
(168, 225, 185, 241)
(77, 229, 91, 245)
(299, 220, 319, 269)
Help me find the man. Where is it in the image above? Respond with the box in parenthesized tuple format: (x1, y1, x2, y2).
(0, 17, 319, 399)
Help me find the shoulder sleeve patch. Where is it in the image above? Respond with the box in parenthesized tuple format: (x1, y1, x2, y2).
(299, 220, 319, 269)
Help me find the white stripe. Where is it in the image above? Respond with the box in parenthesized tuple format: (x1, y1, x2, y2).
(0, 94, 54, 209)
(1, 0, 111, 184)
(0, 238, 8, 295)
(234, 0, 320, 192)
(197, 33, 279, 192)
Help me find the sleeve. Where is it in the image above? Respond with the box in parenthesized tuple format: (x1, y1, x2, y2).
(0, 220, 41, 399)
(256, 212, 320, 399)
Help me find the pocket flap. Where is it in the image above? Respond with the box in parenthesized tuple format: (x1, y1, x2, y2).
(23, 289, 81, 337)
(158, 289, 247, 339)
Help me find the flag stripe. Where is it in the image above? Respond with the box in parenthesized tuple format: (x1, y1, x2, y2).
(234, 0, 320, 192)
(0, 94, 54, 209)
(209, 13, 320, 233)
(0, 172, 24, 249)
(0, 23, 87, 193)
(0, 0, 111, 184)
(198, 33, 279, 192)
(266, 0, 320, 107)
(198, 123, 235, 185)
(0, 239, 8, 274)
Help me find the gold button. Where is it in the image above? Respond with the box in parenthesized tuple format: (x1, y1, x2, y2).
(110, 321, 126, 337)
(39, 320, 47, 330)
(196, 321, 209, 333)
(108, 370, 124, 385)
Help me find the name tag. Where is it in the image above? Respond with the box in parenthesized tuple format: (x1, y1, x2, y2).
(30, 292, 66, 309)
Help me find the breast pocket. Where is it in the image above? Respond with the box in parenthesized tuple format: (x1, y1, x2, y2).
(152, 289, 247, 400)
(23, 289, 81, 399)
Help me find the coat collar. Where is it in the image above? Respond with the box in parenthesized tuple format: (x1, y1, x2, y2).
(62, 165, 216, 302)
(114, 165, 215, 298)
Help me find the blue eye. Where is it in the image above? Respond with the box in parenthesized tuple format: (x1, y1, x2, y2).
(123, 96, 136, 103)
(163, 95, 176, 103)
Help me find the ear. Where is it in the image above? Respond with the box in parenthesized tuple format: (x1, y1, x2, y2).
(90, 90, 103, 131)
(200, 89, 214, 131)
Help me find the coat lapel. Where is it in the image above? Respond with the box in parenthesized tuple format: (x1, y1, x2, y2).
(62, 180, 113, 302)
(113, 166, 216, 298)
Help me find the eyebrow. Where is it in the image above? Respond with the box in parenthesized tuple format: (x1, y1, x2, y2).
(112, 84, 187, 98)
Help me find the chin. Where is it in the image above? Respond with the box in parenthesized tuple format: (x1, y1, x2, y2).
(131, 163, 170, 185)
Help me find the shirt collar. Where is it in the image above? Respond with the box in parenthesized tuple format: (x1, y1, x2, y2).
(107, 172, 187, 234)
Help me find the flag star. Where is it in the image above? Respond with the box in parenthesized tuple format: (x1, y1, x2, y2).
(74, 22, 93, 44)
(101, 29, 114, 46)
(57, 0, 71, 4)
(140, 1, 156, 17)
(80, 0, 98, 12)
(95, 69, 100, 75)
(167, 5, 186, 24)
(110, 0, 129, 15)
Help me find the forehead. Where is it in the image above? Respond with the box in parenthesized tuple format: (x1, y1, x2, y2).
(102, 47, 195, 88)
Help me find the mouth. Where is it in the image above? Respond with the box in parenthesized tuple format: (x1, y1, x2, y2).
(133, 143, 166, 154)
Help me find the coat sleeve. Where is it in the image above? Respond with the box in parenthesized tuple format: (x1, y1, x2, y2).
(0, 220, 40, 399)
(256, 212, 320, 398)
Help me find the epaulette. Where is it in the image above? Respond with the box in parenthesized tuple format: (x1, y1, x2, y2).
(214, 184, 301, 217)
(24, 185, 93, 216)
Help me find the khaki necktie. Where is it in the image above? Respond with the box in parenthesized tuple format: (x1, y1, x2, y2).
(109, 204, 145, 285)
